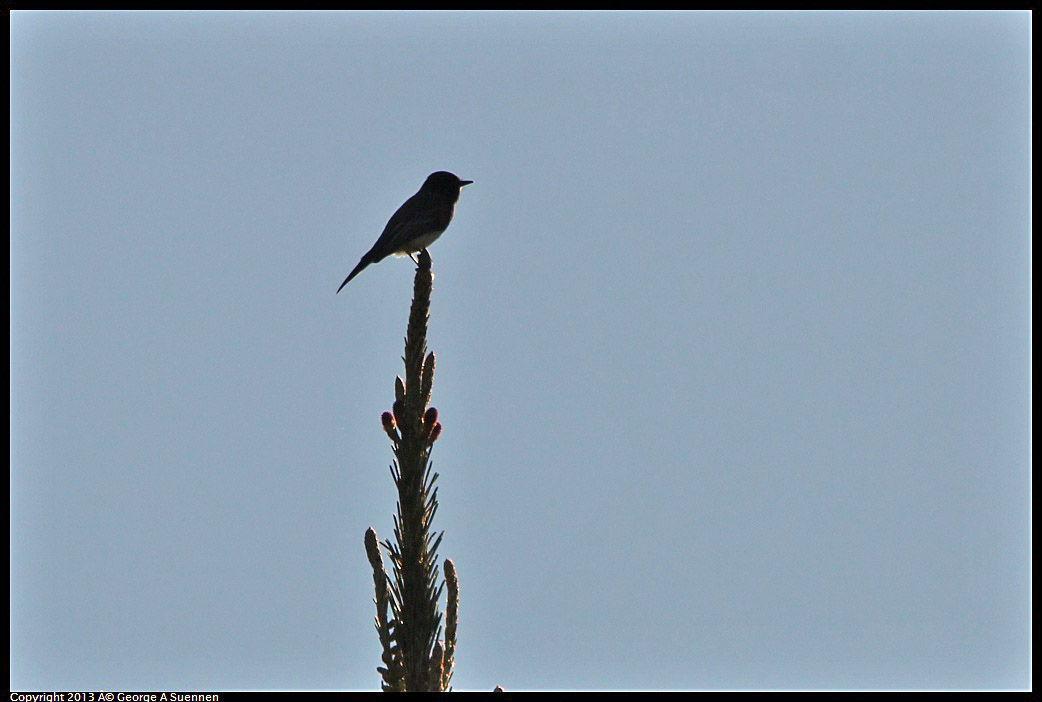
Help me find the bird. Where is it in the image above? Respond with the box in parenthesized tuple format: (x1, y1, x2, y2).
(337, 171, 473, 293)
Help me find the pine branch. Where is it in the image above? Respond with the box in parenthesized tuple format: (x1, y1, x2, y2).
(364, 250, 456, 691)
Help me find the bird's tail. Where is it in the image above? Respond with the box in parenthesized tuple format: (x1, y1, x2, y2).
(336, 256, 371, 294)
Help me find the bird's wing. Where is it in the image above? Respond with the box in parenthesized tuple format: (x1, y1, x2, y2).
(366, 194, 445, 260)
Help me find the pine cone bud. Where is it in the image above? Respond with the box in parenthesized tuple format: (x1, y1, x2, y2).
(421, 352, 436, 404)
(380, 411, 399, 442)
(423, 406, 439, 427)
(364, 527, 382, 571)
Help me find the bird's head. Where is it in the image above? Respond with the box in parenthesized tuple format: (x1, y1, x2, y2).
(423, 171, 473, 195)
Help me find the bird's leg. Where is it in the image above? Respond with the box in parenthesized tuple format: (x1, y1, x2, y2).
(409, 253, 419, 264)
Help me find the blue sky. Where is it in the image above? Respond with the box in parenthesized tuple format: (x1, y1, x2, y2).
(10, 11, 1031, 691)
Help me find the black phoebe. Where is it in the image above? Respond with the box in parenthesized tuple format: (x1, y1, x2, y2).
(337, 171, 473, 293)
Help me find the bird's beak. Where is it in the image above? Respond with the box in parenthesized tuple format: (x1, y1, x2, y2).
(460, 180, 474, 187)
